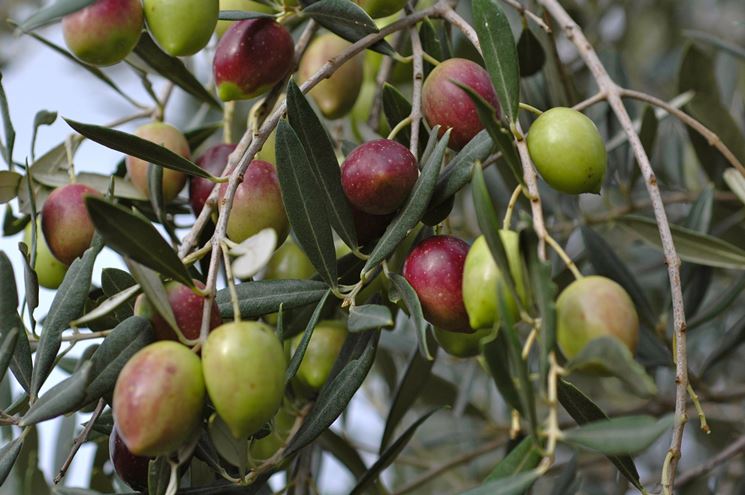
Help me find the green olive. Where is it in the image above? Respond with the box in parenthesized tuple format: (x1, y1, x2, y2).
(556, 276, 639, 359)
(526, 107, 607, 195)
(462, 232, 527, 330)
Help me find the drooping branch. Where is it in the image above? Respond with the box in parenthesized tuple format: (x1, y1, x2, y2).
(537, 1, 689, 490)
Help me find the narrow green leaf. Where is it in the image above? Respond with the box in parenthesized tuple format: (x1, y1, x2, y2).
(419, 18, 445, 77)
(498, 288, 537, 435)
(485, 436, 542, 481)
(724, 168, 745, 207)
(684, 30, 745, 61)
(0, 436, 24, 485)
(216, 279, 329, 319)
(549, 454, 578, 495)
(125, 260, 180, 335)
(689, 273, 745, 330)
(318, 430, 368, 478)
(563, 414, 673, 455)
(472, 0, 520, 122)
(427, 129, 493, 210)
(462, 470, 540, 495)
(148, 456, 171, 495)
(10, 324, 33, 394)
(302, 0, 394, 56)
(481, 331, 523, 414)
(700, 313, 745, 374)
(18, 0, 95, 31)
(285, 290, 332, 385)
(557, 379, 642, 489)
(0, 171, 21, 204)
(286, 330, 380, 456)
(0, 328, 19, 385)
(65, 119, 213, 180)
(18, 242, 39, 321)
(32, 172, 145, 202)
(348, 304, 393, 333)
(678, 44, 745, 180)
(350, 408, 440, 495)
(30, 238, 101, 398)
(20, 30, 139, 108)
(454, 80, 523, 183)
(84, 316, 155, 403)
(133, 33, 222, 109)
(286, 80, 358, 249)
(275, 120, 338, 288)
(363, 130, 449, 274)
(379, 347, 436, 452)
(85, 197, 194, 287)
(31, 111, 57, 161)
(218, 10, 274, 20)
(0, 74, 15, 168)
(618, 214, 745, 270)
(389, 273, 433, 360)
(471, 164, 521, 306)
(567, 337, 657, 398)
(185, 122, 223, 151)
(21, 362, 93, 426)
(101, 267, 137, 318)
(517, 27, 546, 77)
(526, 229, 556, 385)
(72, 284, 139, 327)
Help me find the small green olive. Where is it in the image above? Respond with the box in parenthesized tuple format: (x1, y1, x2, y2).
(526, 107, 607, 195)
(556, 276, 639, 359)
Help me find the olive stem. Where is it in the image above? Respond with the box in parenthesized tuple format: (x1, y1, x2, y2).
(387, 116, 412, 141)
(539, 1, 689, 487)
(521, 327, 537, 359)
(519, 102, 543, 116)
(675, 433, 745, 487)
(54, 399, 106, 485)
(687, 384, 710, 435)
(502, 184, 523, 230)
(544, 233, 582, 280)
(221, 241, 242, 323)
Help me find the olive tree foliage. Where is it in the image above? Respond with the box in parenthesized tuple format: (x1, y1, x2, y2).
(0, 0, 744, 494)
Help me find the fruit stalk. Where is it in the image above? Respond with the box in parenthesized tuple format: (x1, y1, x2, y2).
(53, 398, 105, 484)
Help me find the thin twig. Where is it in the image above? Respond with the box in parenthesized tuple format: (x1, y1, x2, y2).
(442, 8, 480, 52)
(538, 1, 689, 489)
(619, 88, 745, 177)
(514, 125, 548, 261)
(675, 433, 745, 487)
(54, 399, 106, 484)
(500, 0, 551, 33)
(408, 25, 425, 157)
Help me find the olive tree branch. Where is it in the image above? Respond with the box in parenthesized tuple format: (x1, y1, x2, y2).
(619, 88, 745, 176)
(500, 0, 550, 32)
(675, 433, 745, 487)
(408, 23, 425, 157)
(537, 1, 689, 490)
